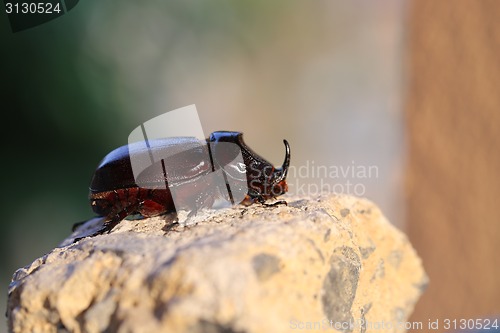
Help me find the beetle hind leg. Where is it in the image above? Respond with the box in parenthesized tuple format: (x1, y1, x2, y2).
(73, 210, 129, 243)
(72, 220, 87, 232)
(96, 210, 130, 235)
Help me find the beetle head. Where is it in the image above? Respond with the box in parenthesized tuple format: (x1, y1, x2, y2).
(209, 131, 290, 200)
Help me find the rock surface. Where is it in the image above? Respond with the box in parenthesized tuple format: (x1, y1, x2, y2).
(7, 195, 427, 333)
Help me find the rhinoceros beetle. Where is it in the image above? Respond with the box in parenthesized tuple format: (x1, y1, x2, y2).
(76, 131, 290, 239)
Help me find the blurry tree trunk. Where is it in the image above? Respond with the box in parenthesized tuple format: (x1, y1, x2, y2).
(406, 0, 500, 325)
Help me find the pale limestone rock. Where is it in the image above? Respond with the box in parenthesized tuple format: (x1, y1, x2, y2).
(7, 195, 427, 333)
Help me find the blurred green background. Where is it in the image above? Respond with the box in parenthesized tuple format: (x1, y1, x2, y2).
(0, 1, 405, 331)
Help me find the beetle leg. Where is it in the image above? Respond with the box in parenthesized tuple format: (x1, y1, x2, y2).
(73, 210, 129, 242)
(247, 188, 288, 207)
(184, 191, 215, 218)
(162, 220, 180, 233)
(257, 194, 287, 207)
(262, 200, 288, 207)
(72, 216, 105, 232)
(198, 192, 215, 210)
(72, 219, 88, 232)
(256, 195, 266, 204)
(243, 188, 265, 205)
(100, 210, 130, 234)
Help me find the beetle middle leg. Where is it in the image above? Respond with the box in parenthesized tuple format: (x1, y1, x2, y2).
(185, 191, 215, 218)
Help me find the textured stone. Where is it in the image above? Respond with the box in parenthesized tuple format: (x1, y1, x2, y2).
(7, 195, 427, 333)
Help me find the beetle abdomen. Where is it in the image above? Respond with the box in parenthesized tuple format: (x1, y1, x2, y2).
(90, 187, 175, 218)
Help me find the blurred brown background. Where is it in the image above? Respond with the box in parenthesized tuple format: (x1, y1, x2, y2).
(1, 0, 499, 332)
(406, 0, 500, 326)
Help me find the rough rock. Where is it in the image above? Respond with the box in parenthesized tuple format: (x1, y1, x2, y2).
(7, 195, 427, 333)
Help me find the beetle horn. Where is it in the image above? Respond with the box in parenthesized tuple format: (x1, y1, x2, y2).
(274, 139, 290, 183)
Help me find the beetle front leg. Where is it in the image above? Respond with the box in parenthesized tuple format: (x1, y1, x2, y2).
(262, 199, 288, 207)
(246, 189, 287, 207)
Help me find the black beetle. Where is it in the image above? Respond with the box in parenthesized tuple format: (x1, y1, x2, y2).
(78, 131, 290, 238)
